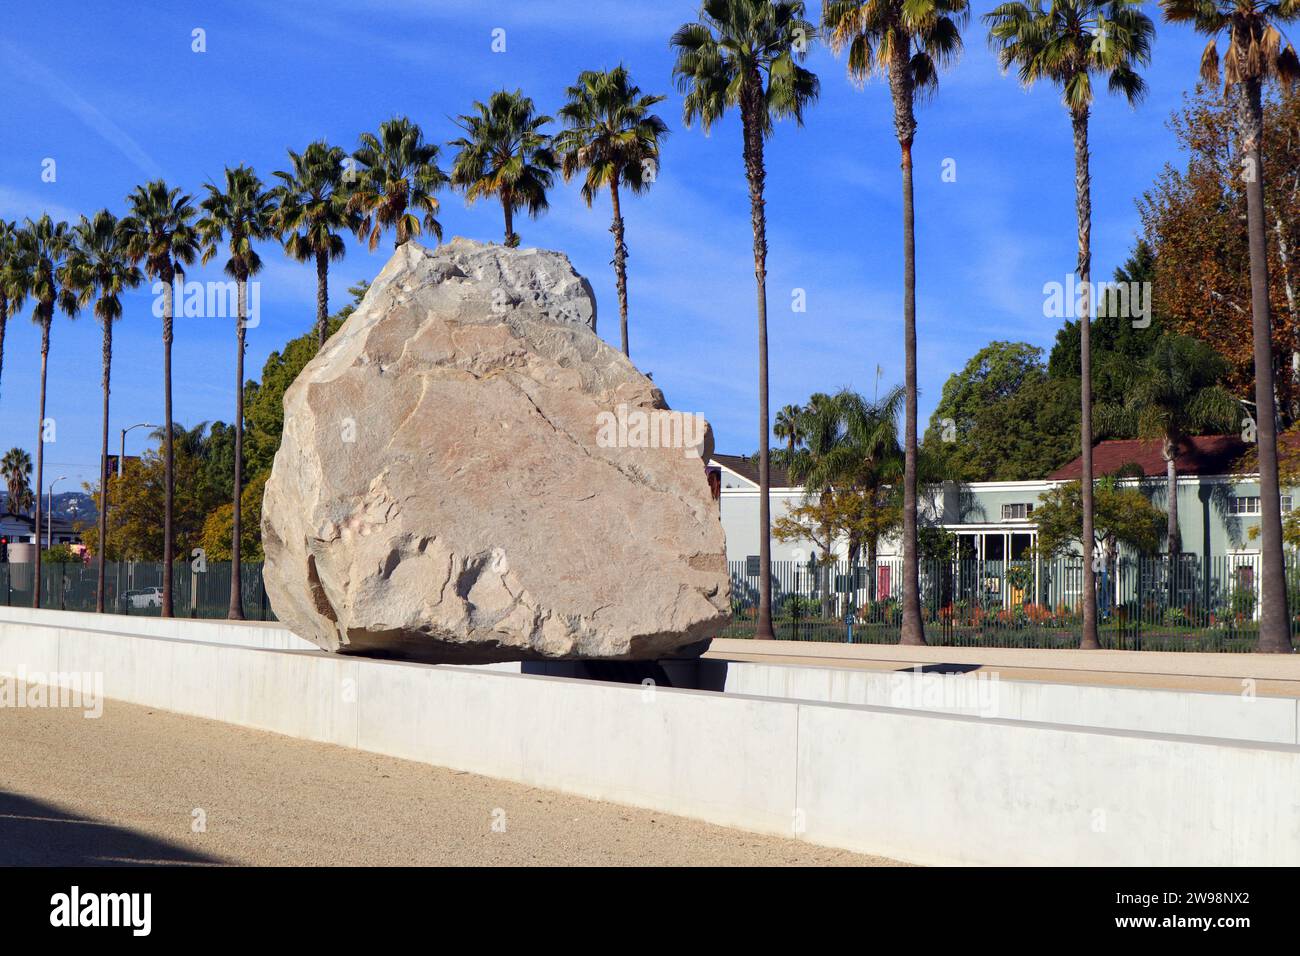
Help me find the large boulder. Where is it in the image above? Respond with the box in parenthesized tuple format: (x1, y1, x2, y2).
(261, 238, 730, 663)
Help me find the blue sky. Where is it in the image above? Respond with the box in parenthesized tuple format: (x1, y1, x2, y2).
(0, 0, 1210, 490)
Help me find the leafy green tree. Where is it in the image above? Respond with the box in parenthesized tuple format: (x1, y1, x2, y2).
(672, 0, 819, 640)
(8, 215, 80, 607)
(67, 210, 143, 611)
(556, 66, 668, 356)
(242, 281, 367, 480)
(1034, 479, 1164, 559)
(350, 117, 447, 250)
(83, 428, 224, 562)
(1162, 0, 1300, 653)
(199, 164, 276, 619)
(824, 0, 969, 647)
(926, 341, 1081, 481)
(201, 473, 268, 562)
(986, 0, 1155, 649)
(451, 90, 558, 248)
(121, 180, 201, 616)
(1048, 239, 1162, 381)
(273, 141, 362, 347)
(41, 543, 78, 565)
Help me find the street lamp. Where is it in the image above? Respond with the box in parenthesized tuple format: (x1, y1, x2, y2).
(119, 422, 157, 478)
(46, 475, 68, 550)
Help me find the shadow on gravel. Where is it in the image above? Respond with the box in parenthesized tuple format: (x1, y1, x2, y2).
(0, 791, 224, 866)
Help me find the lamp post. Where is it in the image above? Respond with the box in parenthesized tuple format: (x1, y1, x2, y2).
(119, 422, 156, 478)
(46, 475, 67, 551)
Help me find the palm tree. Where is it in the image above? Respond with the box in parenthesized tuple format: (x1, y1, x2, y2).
(773, 403, 805, 454)
(1, 447, 33, 515)
(556, 67, 669, 356)
(1162, 0, 1300, 652)
(67, 210, 143, 612)
(786, 387, 906, 615)
(121, 181, 201, 618)
(1102, 335, 1238, 553)
(199, 165, 276, 620)
(350, 117, 448, 251)
(273, 141, 362, 348)
(672, 0, 819, 642)
(450, 90, 559, 249)
(824, 0, 969, 646)
(986, 0, 1153, 649)
(0, 220, 17, 408)
(9, 216, 80, 607)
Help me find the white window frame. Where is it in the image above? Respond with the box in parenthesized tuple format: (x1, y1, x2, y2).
(1000, 502, 1034, 522)
(1231, 496, 1262, 516)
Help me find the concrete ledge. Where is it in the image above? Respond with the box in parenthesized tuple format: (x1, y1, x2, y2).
(0, 605, 315, 651)
(708, 637, 1300, 681)
(5, 612, 1300, 864)
(712, 658, 1300, 745)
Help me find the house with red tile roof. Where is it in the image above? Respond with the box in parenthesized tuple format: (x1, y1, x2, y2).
(712, 434, 1286, 612)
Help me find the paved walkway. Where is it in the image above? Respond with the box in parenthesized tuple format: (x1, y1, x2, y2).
(0, 696, 898, 867)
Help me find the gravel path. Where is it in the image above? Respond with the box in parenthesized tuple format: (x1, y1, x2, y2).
(0, 696, 899, 866)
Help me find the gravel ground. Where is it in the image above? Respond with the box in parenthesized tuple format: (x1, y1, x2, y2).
(0, 696, 899, 866)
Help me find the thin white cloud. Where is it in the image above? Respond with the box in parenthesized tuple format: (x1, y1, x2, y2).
(0, 186, 80, 224)
(0, 40, 162, 179)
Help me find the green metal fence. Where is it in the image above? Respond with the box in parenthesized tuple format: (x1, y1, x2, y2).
(7, 554, 1296, 650)
(0, 560, 275, 621)
(726, 553, 1300, 652)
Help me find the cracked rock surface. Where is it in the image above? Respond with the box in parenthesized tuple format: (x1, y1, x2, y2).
(261, 238, 730, 663)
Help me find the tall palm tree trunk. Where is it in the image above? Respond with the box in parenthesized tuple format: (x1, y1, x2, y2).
(1240, 77, 1291, 652)
(609, 178, 630, 357)
(1073, 107, 1100, 650)
(32, 320, 49, 609)
(96, 320, 112, 613)
(820, 518, 834, 619)
(162, 274, 175, 618)
(1165, 444, 1180, 553)
(229, 280, 247, 620)
(315, 248, 329, 350)
(892, 47, 925, 646)
(867, 537, 879, 604)
(1165, 441, 1180, 609)
(742, 79, 775, 642)
(502, 196, 516, 247)
(0, 296, 8, 404)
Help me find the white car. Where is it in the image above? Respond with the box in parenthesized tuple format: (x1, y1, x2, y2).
(118, 587, 163, 610)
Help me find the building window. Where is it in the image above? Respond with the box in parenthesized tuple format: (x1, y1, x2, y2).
(1001, 502, 1035, 521)
(1231, 496, 1262, 516)
(1283, 495, 1294, 513)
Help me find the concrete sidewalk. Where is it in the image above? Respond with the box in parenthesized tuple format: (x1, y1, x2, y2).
(0, 694, 899, 867)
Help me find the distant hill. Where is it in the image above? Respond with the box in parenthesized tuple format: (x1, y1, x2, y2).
(0, 490, 98, 527)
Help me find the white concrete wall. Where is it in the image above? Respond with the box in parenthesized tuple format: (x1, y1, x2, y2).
(0, 605, 316, 651)
(4, 612, 1300, 865)
(715, 660, 1300, 745)
(795, 704, 1300, 865)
